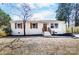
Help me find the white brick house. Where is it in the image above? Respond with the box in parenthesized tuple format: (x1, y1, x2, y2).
(10, 20, 66, 35)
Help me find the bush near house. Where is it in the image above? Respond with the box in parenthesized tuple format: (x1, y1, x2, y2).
(66, 26, 79, 34)
(0, 29, 7, 37)
(2, 26, 12, 35)
(0, 9, 11, 37)
(0, 26, 11, 37)
(66, 27, 72, 33)
(74, 26, 79, 33)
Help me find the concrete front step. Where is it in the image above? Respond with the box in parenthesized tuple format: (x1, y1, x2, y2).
(43, 31, 51, 36)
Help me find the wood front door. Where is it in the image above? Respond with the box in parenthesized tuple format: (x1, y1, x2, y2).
(43, 23, 47, 31)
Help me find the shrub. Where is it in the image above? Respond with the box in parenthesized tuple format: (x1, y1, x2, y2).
(0, 29, 7, 37)
(3, 27, 12, 35)
(0, 25, 12, 35)
(66, 27, 72, 33)
(74, 26, 79, 33)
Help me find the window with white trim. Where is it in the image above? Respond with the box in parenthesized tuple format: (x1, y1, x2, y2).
(55, 23, 58, 28)
(30, 23, 38, 29)
(51, 23, 58, 28)
(15, 23, 22, 29)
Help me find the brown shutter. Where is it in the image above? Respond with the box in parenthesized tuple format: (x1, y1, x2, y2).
(21, 23, 22, 29)
(36, 23, 38, 28)
(15, 23, 17, 29)
(30, 23, 32, 29)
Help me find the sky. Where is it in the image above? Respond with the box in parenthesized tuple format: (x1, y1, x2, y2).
(0, 3, 58, 20)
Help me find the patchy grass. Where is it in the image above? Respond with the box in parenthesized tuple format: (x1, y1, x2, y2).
(0, 37, 79, 55)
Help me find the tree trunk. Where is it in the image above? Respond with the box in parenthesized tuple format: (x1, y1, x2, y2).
(67, 15, 70, 28)
(23, 20, 26, 36)
(71, 27, 73, 33)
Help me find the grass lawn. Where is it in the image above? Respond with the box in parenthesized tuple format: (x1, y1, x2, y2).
(0, 36, 79, 55)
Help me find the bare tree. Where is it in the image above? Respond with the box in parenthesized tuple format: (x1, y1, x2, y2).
(2, 3, 32, 35)
(0, 4, 32, 53)
(13, 3, 32, 35)
(17, 4, 32, 35)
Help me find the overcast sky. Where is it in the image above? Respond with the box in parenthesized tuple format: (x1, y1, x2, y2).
(0, 3, 58, 20)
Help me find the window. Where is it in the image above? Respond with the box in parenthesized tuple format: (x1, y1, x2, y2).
(51, 23, 54, 28)
(55, 23, 58, 28)
(51, 23, 58, 28)
(15, 23, 22, 29)
(30, 23, 38, 29)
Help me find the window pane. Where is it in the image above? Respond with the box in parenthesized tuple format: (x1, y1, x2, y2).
(31, 23, 38, 28)
(15, 23, 22, 29)
(51, 23, 54, 28)
(33, 23, 36, 28)
(18, 23, 22, 28)
(55, 23, 58, 28)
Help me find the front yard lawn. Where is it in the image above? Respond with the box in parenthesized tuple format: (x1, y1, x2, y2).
(0, 36, 79, 55)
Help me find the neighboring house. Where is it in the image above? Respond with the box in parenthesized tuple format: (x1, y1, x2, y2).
(10, 20, 66, 35)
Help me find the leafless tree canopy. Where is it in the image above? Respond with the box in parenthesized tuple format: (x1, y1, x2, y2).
(2, 3, 32, 21)
(14, 3, 32, 21)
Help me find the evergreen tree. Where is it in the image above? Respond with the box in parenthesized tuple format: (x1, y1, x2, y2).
(0, 9, 11, 27)
(0, 8, 11, 34)
(74, 4, 79, 26)
(56, 3, 72, 27)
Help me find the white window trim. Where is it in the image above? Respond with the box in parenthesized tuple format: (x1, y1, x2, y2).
(31, 23, 38, 29)
(51, 23, 58, 28)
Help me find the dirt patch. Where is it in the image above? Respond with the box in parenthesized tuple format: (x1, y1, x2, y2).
(0, 37, 79, 55)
